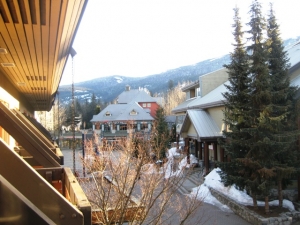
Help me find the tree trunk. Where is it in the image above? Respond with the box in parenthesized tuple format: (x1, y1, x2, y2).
(278, 178, 283, 207)
(265, 196, 269, 214)
(252, 194, 258, 209)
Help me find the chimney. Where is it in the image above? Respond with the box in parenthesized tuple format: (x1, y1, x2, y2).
(125, 85, 131, 91)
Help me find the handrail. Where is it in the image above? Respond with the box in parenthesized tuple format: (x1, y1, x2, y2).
(13, 109, 56, 150)
(0, 101, 60, 167)
(0, 139, 84, 225)
(64, 168, 92, 225)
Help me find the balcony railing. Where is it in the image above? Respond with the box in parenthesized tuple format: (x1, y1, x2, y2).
(0, 101, 91, 224)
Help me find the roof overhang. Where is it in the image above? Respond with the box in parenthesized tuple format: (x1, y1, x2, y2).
(180, 110, 222, 141)
(0, 0, 88, 111)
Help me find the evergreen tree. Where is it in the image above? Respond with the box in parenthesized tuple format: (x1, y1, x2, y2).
(218, 7, 252, 191)
(219, 0, 299, 214)
(244, 0, 275, 212)
(151, 106, 170, 159)
(95, 105, 101, 115)
(266, 3, 298, 207)
(82, 93, 98, 128)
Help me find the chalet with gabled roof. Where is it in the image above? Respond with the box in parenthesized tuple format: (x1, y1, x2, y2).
(91, 86, 160, 139)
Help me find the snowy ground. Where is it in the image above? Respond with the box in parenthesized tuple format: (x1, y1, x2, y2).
(166, 147, 295, 212)
(190, 168, 295, 212)
(62, 147, 295, 213)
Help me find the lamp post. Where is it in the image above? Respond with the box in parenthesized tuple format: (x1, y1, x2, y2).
(82, 121, 86, 177)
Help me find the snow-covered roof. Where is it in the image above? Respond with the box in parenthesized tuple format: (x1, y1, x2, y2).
(171, 98, 196, 113)
(172, 82, 227, 113)
(287, 41, 300, 71)
(188, 82, 227, 109)
(91, 102, 154, 122)
(172, 41, 300, 114)
(117, 89, 156, 104)
(181, 110, 222, 140)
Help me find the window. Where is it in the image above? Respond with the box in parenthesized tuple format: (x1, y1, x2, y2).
(196, 87, 201, 97)
(190, 89, 195, 98)
(147, 103, 151, 107)
(105, 111, 111, 116)
(120, 124, 127, 130)
(130, 109, 137, 115)
(142, 103, 146, 107)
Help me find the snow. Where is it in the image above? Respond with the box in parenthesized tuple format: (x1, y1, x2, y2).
(164, 148, 295, 212)
(190, 168, 295, 212)
(114, 76, 123, 83)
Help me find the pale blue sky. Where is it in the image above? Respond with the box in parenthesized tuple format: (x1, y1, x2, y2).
(60, 0, 300, 85)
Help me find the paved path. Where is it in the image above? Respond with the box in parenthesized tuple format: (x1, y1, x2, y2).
(172, 168, 251, 225)
(61, 148, 251, 225)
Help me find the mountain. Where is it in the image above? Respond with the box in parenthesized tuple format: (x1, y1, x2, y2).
(58, 54, 230, 105)
(58, 36, 300, 105)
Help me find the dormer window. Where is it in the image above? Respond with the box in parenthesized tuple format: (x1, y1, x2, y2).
(105, 111, 111, 116)
(130, 109, 137, 115)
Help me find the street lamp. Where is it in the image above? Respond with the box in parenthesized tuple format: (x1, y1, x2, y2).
(82, 121, 86, 177)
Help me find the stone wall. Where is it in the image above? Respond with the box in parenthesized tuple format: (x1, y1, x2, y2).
(209, 187, 300, 225)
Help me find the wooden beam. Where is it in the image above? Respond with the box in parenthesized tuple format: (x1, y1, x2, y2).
(0, 101, 60, 167)
(0, 139, 84, 225)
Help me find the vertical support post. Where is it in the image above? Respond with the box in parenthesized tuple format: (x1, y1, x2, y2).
(204, 142, 209, 175)
(185, 138, 190, 164)
(199, 142, 203, 160)
(82, 122, 86, 177)
(195, 141, 199, 159)
(220, 147, 224, 162)
(213, 142, 217, 163)
(57, 91, 60, 147)
(176, 134, 179, 150)
(70, 47, 77, 175)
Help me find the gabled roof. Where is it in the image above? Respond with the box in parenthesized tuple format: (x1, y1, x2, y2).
(287, 41, 300, 72)
(117, 89, 156, 104)
(188, 81, 227, 109)
(172, 40, 300, 114)
(172, 82, 227, 113)
(181, 80, 199, 92)
(91, 102, 154, 122)
(181, 110, 222, 140)
(171, 98, 196, 113)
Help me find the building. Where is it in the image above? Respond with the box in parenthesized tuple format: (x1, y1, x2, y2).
(91, 86, 160, 139)
(0, 1, 91, 224)
(172, 41, 300, 175)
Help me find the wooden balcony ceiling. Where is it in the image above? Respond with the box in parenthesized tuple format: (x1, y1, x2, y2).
(0, 0, 87, 111)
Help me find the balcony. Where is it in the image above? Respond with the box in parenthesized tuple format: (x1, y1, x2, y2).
(0, 101, 91, 224)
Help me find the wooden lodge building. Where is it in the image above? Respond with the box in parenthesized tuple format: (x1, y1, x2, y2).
(172, 41, 300, 176)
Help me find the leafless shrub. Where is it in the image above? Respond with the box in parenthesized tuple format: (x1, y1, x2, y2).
(78, 133, 204, 225)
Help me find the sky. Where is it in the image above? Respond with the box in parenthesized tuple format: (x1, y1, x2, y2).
(60, 0, 300, 85)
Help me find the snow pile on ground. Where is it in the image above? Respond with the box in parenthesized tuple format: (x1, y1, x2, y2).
(190, 168, 295, 211)
(166, 147, 181, 158)
(164, 147, 199, 179)
(177, 154, 198, 169)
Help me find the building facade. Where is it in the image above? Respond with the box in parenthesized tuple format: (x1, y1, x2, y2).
(172, 41, 300, 175)
(91, 86, 160, 139)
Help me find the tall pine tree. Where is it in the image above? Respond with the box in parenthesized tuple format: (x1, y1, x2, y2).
(219, 0, 299, 214)
(218, 7, 252, 191)
(267, 3, 298, 207)
(244, 0, 275, 213)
